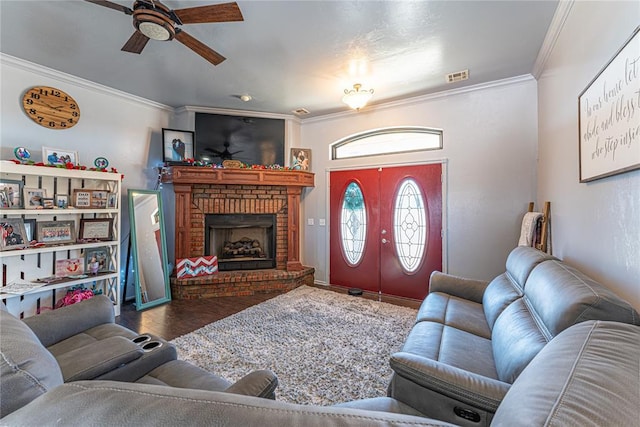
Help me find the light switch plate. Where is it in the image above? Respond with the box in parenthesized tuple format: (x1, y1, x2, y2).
(307, 218, 314, 226)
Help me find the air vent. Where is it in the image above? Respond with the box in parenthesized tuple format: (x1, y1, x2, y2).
(292, 108, 310, 116)
(446, 69, 469, 83)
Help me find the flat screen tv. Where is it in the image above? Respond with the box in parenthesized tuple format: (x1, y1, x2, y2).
(195, 113, 285, 166)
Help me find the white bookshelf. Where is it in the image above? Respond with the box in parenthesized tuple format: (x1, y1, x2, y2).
(0, 162, 122, 317)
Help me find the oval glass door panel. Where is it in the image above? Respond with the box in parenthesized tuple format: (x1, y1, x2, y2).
(340, 181, 367, 265)
(394, 178, 427, 273)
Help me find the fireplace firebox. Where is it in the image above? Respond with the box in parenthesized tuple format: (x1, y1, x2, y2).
(205, 214, 276, 271)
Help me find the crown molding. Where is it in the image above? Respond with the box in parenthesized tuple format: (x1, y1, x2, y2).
(178, 105, 299, 122)
(532, 0, 575, 79)
(0, 53, 173, 111)
(302, 74, 536, 124)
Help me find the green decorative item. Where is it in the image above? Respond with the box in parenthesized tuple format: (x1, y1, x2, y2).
(14, 147, 31, 162)
(94, 157, 109, 169)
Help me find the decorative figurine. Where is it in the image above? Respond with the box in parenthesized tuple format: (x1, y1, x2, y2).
(94, 157, 109, 169)
(14, 147, 31, 162)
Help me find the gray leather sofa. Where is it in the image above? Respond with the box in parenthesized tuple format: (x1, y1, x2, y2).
(2, 309, 638, 426)
(0, 296, 277, 419)
(389, 247, 640, 426)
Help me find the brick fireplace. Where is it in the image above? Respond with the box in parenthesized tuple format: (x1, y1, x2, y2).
(164, 167, 315, 298)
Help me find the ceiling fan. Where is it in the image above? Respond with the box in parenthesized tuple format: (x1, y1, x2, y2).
(84, 0, 244, 66)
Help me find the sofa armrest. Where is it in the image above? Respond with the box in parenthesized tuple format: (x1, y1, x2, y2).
(390, 352, 510, 412)
(428, 272, 489, 303)
(57, 336, 144, 382)
(23, 296, 115, 347)
(224, 370, 278, 399)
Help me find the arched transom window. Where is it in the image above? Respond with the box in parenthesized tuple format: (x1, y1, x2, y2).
(332, 126, 443, 160)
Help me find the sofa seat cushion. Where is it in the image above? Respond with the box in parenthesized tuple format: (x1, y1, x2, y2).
(46, 323, 138, 357)
(416, 293, 491, 339)
(402, 321, 498, 380)
(334, 397, 426, 417)
(137, 360, 232, 391)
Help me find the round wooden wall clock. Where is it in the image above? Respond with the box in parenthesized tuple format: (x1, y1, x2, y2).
(22, 86, 80, 129)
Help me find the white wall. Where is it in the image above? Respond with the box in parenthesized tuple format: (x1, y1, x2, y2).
(0, 55, 172, 299)
(537, 2, 640, 309)
(300, 77, 539, 284)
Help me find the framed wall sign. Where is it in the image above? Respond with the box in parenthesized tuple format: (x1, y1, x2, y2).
(162, 128, 194, 163)
(79, 218, 114, 241)
(578, 26, 640, 182)
(36, 220, 76, 245)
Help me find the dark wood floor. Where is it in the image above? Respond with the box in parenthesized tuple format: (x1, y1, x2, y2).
(116, 285, 421, 341)
(116, 293, 280, 340)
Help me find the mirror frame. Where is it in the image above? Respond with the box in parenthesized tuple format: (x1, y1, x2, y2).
(128, 189, 171, 310)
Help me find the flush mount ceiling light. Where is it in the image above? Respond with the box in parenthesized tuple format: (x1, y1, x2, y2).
(240, 94, 252, 102)
(342, 83, 374, 111)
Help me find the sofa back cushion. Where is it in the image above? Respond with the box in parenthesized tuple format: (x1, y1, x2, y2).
(482, 247, 555, 329)
(493, 321, 640, 426)
(492, 259, 640, 383)
(0, 309, 64, 417)
(524, 260, 639, 335)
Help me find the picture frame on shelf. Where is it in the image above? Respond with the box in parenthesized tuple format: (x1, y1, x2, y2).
(24, 187, 47, 208)
(54, 258, 84, 277)
(42, 147, 79, 166)
(72, 189, 108, 208)
(55, 194, 69, 209)
(42, 198, 55, 209)
(290, 148, 311, 171)
(79, 218, 114, 241)
(0, 218, 28, 251)
(84, 247, 111, 274)
(162, 128, 194, 163)
(36, 220, 76, 245)
(0, 179, 23, 208)
(23, 218, 37, 242)
(107, 193, 118, 209)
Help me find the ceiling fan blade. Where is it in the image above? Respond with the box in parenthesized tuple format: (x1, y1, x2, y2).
(121, 31, 150, 54)
(173, 2, 244, 24)
(175, 30, 226, 66)
(83, 0, 133, 15)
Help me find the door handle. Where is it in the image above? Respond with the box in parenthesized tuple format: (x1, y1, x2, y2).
(381, 238, 388, 244)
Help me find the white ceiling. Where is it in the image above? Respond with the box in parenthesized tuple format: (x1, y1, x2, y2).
(0, 0, 558, 118)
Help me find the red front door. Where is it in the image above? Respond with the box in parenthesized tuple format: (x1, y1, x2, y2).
(329, 164, 442, 300)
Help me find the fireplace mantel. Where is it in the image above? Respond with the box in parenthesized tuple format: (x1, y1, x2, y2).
(165, 166, 314, 187)
(164, 166, 314, 271)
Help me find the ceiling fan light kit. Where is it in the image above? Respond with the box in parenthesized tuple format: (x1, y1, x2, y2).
(85, 0, 243, 66)
(342, 83, 374, 111)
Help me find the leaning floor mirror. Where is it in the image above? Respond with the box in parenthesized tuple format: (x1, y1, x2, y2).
(128, 189, 171, 310)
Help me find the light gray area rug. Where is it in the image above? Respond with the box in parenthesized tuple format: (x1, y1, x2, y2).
(171, 285, 417, 405)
